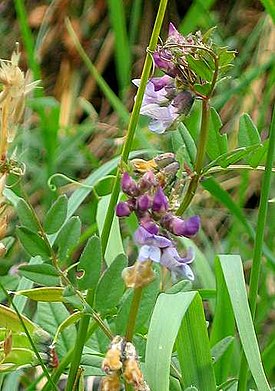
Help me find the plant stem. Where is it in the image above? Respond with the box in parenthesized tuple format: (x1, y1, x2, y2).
(125, 287, 143, 341)
(101, 0, 168, 256)
(41, 320, 98, 391)
(65, 2, 168, 387)
(176, 99, 210, 216)
(0, 283, 58, 391)
(65, 290, 96, 391)
(237, 107, 275, 391)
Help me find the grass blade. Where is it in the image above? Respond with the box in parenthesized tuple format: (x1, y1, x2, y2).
(145, 291, 216, 391)
(217, 255, 271, 391)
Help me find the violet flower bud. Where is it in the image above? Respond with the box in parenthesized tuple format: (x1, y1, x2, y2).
(116, 202, 131, 217)
(153, 51, 179, 77)
(137, 194, 151, 212)
(140, 217, 159, 235)
(121, 172, 138, 196)
(152, 187, 169, 214)
(138, 171, 157, 192)
(171, 215, 200, 237)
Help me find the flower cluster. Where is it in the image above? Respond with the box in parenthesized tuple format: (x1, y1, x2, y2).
(133, 76, 194, 134)
(101, 335, 150, 391)
(134, 23, 222, 133)
(116, 156, 200, 287)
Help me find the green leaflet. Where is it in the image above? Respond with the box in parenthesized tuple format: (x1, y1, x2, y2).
(94, 253, 127, 314)
(77, 236, 102, 291)
(206, 107, 228, 160)
(44, 195, 68, 234)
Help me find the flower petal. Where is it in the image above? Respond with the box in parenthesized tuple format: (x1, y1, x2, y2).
(138, 245, 161, 263)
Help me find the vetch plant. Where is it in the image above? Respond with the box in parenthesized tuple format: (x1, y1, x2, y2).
(0, 1, 274, 391)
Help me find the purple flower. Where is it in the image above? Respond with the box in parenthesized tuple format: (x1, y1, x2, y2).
(134, 226, 195, 280)
(152, 187, 169, 214)
(137, 194, 151, 212)
(161, 246, 195, 280)
(139, 217, 159, 235)
(170, 215, 200, 237)
(116, 201, 132, 217)
(121, 172, 138, 196)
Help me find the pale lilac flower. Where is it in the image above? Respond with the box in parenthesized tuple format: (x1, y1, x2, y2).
(134, 226, 171, 263)
(133, 77, 193, 133)
(134, 226, 195, 280)
(161, 246, 195, 280)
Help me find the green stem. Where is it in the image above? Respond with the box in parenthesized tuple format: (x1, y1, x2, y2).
(65, 2, 168, 387)
(101, 0, 168, 255)
(0, 283, 58, 391)
(41, 320, 98, 391)
(176, 99, 210, 216)
(125, 287, 143, 341)
(237, 107, 275, 391)
(65, 290, 97, 391)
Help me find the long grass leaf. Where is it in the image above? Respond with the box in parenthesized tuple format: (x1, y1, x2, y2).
(145, 292, 216, 391)
(107, 0, 131, 96)
(217, 255, 271, 391)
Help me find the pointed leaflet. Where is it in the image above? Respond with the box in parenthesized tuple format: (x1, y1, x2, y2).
(44, 195, 68, 234)
(15, 287, 64, 302)
(206, 107, 228, 160)
(16, 198, 40, 233)
(94, 253, 127, 314)
(18, 263, 60, 286)
(217, 255, 271, 391)
(55, 216, 81, 262)
(238, 113, 261, 147)
(172, 123, 197, 167)
(77, 236, 102, 291)
(145, 292, 216, 391)
(238, 114, 263, 167)
(16, 226, 51, 259)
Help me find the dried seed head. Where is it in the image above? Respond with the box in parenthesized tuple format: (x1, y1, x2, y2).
(100, 373, 121, 391)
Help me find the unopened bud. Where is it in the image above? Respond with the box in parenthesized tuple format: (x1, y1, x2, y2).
(152, 187, 169, 214)
(137, 194, 151, 212)
(172, 90, 194, 116)
(121, 172, 138, 196)
(154, 153, 175, 169)
(116, 201, 132, 217)
(138, 171, 158, 192)
(170, 215, 200, 237)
